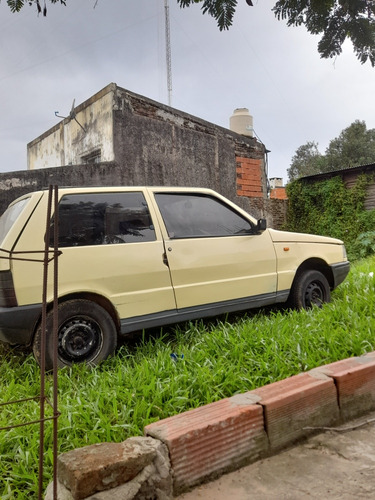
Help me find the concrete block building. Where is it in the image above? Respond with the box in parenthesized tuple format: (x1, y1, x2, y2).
(1, 83, 287, 226)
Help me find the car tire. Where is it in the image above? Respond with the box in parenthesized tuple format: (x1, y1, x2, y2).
(33, 299, 117, 370)
(289, 270, 331, 310)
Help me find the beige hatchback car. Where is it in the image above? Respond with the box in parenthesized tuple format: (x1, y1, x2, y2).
(0, 187, 349, 369)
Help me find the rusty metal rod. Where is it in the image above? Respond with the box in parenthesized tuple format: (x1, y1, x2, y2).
(0, 414, 60, 432)
(38, 185, 53, 500)
(52, 184, 59, 500)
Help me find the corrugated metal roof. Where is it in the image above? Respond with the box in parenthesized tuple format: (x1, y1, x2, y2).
(300, 162, 375, 181)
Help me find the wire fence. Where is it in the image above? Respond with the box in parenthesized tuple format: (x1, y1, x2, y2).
(0, 185, 61, 499)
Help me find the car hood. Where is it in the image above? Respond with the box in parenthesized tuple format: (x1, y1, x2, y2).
(268, 228, 343, 245)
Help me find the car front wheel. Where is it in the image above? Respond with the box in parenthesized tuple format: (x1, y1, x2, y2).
(33, 299, 117, 370)
(289, 270, 331, 310)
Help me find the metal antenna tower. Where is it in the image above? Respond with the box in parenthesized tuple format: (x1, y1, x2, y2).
(164, 0, 172, 106)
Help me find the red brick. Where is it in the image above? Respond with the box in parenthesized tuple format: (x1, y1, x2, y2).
(240, 173, 262, 181)
(144, 394, 268, 494)
(270, 187, 288, 200)
(241, 187, 263, 195)
(250, 372, 339, 450)
(239, 179, 262, 188)
(237, 190, 263, 198)
(57, 438, 161, 499)
(237, 157, 260, 167)
(312, 353, 375, 420)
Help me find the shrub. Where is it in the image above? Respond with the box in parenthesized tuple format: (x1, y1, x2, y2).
(285, 174, 375, 260)
(353, 231, 375, 258)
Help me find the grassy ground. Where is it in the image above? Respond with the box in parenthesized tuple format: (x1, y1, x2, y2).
(1, 256, 374, 497)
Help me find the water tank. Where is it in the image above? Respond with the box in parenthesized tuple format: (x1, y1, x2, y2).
(230, 108, 253, 137)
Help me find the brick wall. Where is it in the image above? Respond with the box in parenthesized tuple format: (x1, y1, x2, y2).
(236, 157, 263, 198)
(270, 187, 287, 200)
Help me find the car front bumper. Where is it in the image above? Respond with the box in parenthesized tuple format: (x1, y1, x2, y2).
(331, 261, 350, 289)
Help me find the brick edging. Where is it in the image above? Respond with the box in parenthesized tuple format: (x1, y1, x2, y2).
(47, 352, 375, 499)
(145, 351, 375, 495)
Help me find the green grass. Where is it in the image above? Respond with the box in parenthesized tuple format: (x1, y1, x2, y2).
(1, 256, 375, 497)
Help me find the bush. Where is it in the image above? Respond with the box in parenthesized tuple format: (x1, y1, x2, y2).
(353, 231, 375, 258)
(285, 174, 375, 260)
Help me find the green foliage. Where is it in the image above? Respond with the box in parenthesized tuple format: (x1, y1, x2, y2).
(287, 141, 327, 181)
(1, 257, 375, 497)
(353, 231, 375, 258)
(4, 0, 65, 16)
(325, 120, 375, 171)
(179, 0, 375, 65)
(288, 121, 375, 183)
(273, 0, 375, 65)
(286, 174, 375, 260)
(5, 1, 375, 65)
(178, 0, 239, 30)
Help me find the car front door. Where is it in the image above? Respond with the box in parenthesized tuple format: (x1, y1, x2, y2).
(153, 192, 277, 310)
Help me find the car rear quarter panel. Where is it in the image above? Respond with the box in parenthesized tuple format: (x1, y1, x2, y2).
(0, 193, 43, 272)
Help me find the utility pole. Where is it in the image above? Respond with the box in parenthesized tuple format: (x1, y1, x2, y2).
(164, 0, 172, 106)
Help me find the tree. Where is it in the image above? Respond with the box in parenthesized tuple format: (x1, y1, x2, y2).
(325, 120, 375, 170)
(287, 141, 326, 182)
(4, 0, 65, 16)
(177, 0, 375, 66)
(273, 0, 375, 66)
(4, 0, 375, 66)
(288, 120, 375, 182)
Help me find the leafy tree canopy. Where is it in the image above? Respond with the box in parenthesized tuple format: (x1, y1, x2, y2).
(273, 0, 375, 66)
(177, 0, 375, 66)
(288, 120, 375, 182)
(287, 141, 326, 182)
(4, 0, 65, 16)
(325, 120, 375, 170)
(4, 0, 375, 66)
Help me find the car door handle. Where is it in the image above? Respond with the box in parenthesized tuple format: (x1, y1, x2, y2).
(162, 252, 169, 266)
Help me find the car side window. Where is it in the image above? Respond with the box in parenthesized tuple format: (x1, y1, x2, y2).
(155, 193, 253, 239)
(51, 192, 156, 247)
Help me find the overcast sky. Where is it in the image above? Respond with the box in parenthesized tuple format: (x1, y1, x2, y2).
(0, 0, 374, 183)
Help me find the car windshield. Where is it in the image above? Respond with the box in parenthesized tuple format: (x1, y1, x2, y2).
(0, 198, 30, 247)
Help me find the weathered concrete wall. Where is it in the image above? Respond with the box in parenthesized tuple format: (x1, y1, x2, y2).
(0, 164, 288, 228)
(0, 162, 115, 215)
(27, 85, 115, 169)
(111, 85, 265, 205)
(4, 83, 288, 226)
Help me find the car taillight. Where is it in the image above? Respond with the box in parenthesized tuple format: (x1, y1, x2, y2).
(0, 270, 18, 307)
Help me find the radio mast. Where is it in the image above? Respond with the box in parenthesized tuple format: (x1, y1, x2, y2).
(164, 0, 172, 106)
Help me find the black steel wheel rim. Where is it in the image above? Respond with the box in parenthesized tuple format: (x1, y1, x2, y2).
(304, 281, 325, 307)
(58, 316, 103, 363)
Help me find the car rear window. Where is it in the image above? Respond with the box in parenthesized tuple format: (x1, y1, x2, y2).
(50, 191, 156, 247)
(0, 198, 30, 247)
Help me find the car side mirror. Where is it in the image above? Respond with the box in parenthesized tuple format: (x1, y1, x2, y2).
(256, 218, 267, 233)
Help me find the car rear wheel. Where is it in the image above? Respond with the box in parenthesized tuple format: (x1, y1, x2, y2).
(289, 270, 331, 310)
(33, 299, 117, 370)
